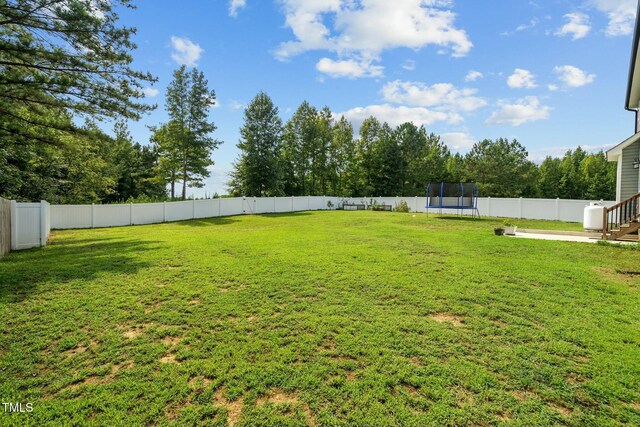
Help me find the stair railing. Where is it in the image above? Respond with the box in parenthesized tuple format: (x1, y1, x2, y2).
(602, 192, 640, 239)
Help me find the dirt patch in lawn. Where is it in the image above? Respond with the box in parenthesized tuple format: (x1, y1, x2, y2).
(511, 389, 539, 402)
(121, 323, 152, 339)
(161, 335, 182, 347)
(189, 376, 212, 388)
(64, 345, 87, 358)
(145, 302, 163, 314)
(159, 355, 178, 364)
(257, 388, 315, 426)
(214, 387, 244, 427)
(430, 313, 464, 327)
(549, 402, 572, 417)
(453, 387, 475, 408)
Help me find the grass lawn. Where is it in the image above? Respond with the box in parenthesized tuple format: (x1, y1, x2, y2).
(1, 211, 639, 427)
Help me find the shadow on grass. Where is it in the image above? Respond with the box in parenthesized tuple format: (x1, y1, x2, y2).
(0, 237, 162, 303)
(256, 211, 313, 218)
(431, 215, 489, 222)
(171, 216, 241, 227)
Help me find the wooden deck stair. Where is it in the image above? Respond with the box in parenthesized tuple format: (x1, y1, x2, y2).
(603, 192, 640, 240)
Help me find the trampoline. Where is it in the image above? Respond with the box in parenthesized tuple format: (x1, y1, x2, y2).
(426, 182, 480, 218)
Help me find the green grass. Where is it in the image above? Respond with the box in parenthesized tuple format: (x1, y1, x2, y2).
(1, 211, 639, 427)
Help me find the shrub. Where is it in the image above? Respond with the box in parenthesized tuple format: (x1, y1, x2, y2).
(394, 200, 411, 213)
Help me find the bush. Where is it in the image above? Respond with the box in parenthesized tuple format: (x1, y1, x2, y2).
(394, 200, 411, 213)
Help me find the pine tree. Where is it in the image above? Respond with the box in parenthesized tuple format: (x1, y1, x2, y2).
(228, 92, 283, 197)
(158, 66, 220, 199)
(0, 0, 156, 146)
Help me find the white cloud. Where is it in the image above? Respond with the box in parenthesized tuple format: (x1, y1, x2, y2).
(402, 60, 416, 71)
(465, 70, 483, 82)
(336, 104, 459, 131)
(556, 12, 591, 40)
(228, 100, 245, 111)
(316, 57, 384, 78)
(170, 36, 203, 66)
(275, 0, 472, 78)
(588, 0, 636, 36)
(142, 87, 159, 97)
(440, 132, 477, 151)
(381, 80, 487, 113)
(229, 0, 247, 17)
(486, 96, 551, 126)
(554, 65, 596, 87)
(507, 68, 537, 89)
(528, 143, 615, 161)
(548, 84, 559, 91)
(501, 18, 540, 36)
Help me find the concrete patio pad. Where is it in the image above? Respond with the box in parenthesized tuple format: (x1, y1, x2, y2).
(507, 231, 638, 245)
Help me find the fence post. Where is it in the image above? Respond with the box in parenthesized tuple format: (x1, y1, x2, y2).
(10, 200, 17, 250)
(414, 196, 418, 212)
(218, 198, 221, 217)
(91, 203, 95, 228)
(163, 201, 167, 223)
(291, 196, 294, 212)
(519, 197, 523, 219)
(308, 195, 311, 211)
(555, 198, 560, 221)
(40, 200, 47, 247)
(130, 203, 133, 225)
(254, 196, 257, 214)
(274, 196, 277, 213)
(487, 197, 492, 217)
(192, 198, 196, 219)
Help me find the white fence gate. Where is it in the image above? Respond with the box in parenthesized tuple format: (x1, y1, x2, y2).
(10, 201, 50, 251)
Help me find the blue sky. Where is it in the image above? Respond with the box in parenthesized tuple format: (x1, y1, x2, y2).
(116, 0, 638, 197)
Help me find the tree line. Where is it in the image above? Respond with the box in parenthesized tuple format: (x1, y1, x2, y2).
(0, 1, 615, 203)
(228, 92, 616, 200)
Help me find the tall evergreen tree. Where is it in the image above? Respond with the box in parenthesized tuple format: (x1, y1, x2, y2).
(280, 101, 319, 195)
(370, 122, 402, 196)
(465, 138, 535, 197)
(228, 92, 283, 197)
(157, 66, 220, 199)
(328, 116, 355, 196)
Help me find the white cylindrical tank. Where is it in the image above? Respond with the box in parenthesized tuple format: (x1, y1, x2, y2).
(584, 203, 605, 231)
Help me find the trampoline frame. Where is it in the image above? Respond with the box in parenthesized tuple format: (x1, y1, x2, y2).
(425, 182, 480, 218)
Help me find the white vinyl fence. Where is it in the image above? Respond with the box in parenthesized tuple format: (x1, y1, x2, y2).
(48, 196, 616, 230)
(4, 196, 616, 251)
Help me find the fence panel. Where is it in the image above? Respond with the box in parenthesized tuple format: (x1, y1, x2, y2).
(0, 198, 10, 257)
(275, 197, 293, 213)
(94, 204, 131, 228)
(220, 198, 244, 217)
(292, 197, 309, 212)
(255, 198, 275, 214)
(194, 199, 218, 219)
(165, 201, 193, 222)
(51, 204, 92, 229)
(132, 203, 165, 225)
